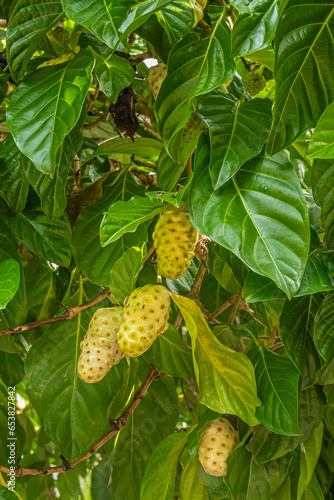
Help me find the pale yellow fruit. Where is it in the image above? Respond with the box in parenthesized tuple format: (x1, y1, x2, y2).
(117, 284, 170, 357)
(198, 417, 239, 477)
(77, 307, 124, 383)
(153, 210, 198, 280)
(147, 63, 167, 100)
(191, 0, 208, 27)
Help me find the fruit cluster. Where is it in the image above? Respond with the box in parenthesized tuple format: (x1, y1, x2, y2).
(78, 285, 170, 383)
(199, 417, 239, 476)
(153, 209, 198, 280)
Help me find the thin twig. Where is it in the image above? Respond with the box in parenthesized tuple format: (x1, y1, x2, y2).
(227, 288, 242, 325)
(0, 289, 111, 336)
(83, 110, 111, 130)
(0, 367, 161, 477)
(143, 244, 155, 263)
(131, 155, 157, 170)
(241, 57, 252, 71)
(130, 50, 154, 66)
(268, 342, 283, 351)
(207, 295, 237, 323)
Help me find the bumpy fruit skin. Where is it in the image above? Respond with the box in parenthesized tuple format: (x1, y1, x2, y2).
(242, 72, 267, 96)
(117, 285, 170, 357)
(191, 0, 208, 26)
(77, 307, 124, 383)
(153, 210, 198, 280)
(147, 63, 167, 100)
(52, 26, 70, 44)
(199, 417, 239, 477)
(182, 113, 205, 143)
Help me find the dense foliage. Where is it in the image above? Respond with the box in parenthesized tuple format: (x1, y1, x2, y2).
(0, 0, 334, 499)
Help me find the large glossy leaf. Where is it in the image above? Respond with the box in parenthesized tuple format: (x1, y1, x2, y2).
(100, 196, 165, 247)
(6, 0, 64, 81)
(107, 375, 179, 500)
(302, 473, 325, 500)
(225, 446, 289, 500)
(24, 110, 85, 220)
(7, 50, 94, 176)
(24, 259, 57, 323)
(246, 387, 325, 463)
(155, 9, 235, 159)
(25, 288, 126, 462)
(189, 141, 309, 299)
(61, 0, 128, 49)
(171, 293, 261, 426)
(150, 324, 194, 378)
(0, 259, 20, 310)
(109, 243, 146, 304)
(10, 211, 72, 267)
(140, 431, 189, 500)
(297, 420, 323, 500)
(313, 292, 334, 362)
(266, 0, 334, 154)
(248, 346, 301, 436)
(156, 141, 194, 192)
(196, 90, 272, 188)
(243, 251, 334, 302)
(157, 1, 194, 45)
(0, 201, 27, 354)
(0, 134, 29, 213)
(0, 351, 25, 387)
(308, 101, 334, 159)
(90, 137, 163, 164)
(93, 52, 134, 102)
(72, 170, 147, 286)
(232, 0, 281, 57)
(279, 294, 322, 374)
(180, 456, 210, 500)
(311, 159, 334, 207)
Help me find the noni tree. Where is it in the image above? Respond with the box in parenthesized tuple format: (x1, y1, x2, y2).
(0, 1, 333, 499)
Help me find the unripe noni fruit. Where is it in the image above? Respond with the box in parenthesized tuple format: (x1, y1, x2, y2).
(198, 417, 239, 477)
(153, 210, 198, 280)
(242, 72, 267, 96)
(52, 26, 70, 44)
(77, 307, 124, 383)
(182, 113, 205, 143)
(147, 63, 167, 100)
(117, 284, 170, 357)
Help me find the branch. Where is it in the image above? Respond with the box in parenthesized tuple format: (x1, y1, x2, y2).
(83, 110, 111, 130)
(207, 295, 237, 323)
(0, 288, 111, 336)
(0, 366, 161, 477)
(143, 244, 155, 263)
(227, 288, 242, 325)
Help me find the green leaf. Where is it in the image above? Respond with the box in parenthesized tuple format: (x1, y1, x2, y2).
(89, 136, 163, 164)
(140, 431, 189, 500)
(107, 374, 179, 500)
(0, 259, 20, 310)
(266, 1, 334, 154)
(93, 52, 135, 102)
(150, 324, 194, 378)
(297, 420, 323, 500)
(243, 250, 334, 302)
(7, 50, 94, 176)
(225, 446, 289, 500)
(313, 292, 334, 362)
(157, 1, 194, 45)
(0, 352, 24, 387)
(6, 0, 64, 81)
(156, 141, 194, 192)
(196, 90, 272, 188)
(100, 196, 165, 247)
(301, 473, 325, 500)
(248, 346, 301, 436)
(279, 294, 321, 373)
(180, 456, 210, 500)
(232, 0, 281, 57)
(311, 159, 334, 207)
(24, 259, 57, 323)
(72, 170, 147, 286)
(0, 486, 19, 500)
(61, 0, 128, 49)
(189, 142, 309, 299)
(170, 293, 261, 426)
(155, 12, 235, 159)
(0, 135, 29, 213)
(308, 101, 334, 159)
(246, 387, 325, 463)
(24, 109, 85, 220)
(109, 242, 146, 304)
(10, 211, 72, 267)
(25, 288, 126, 462)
